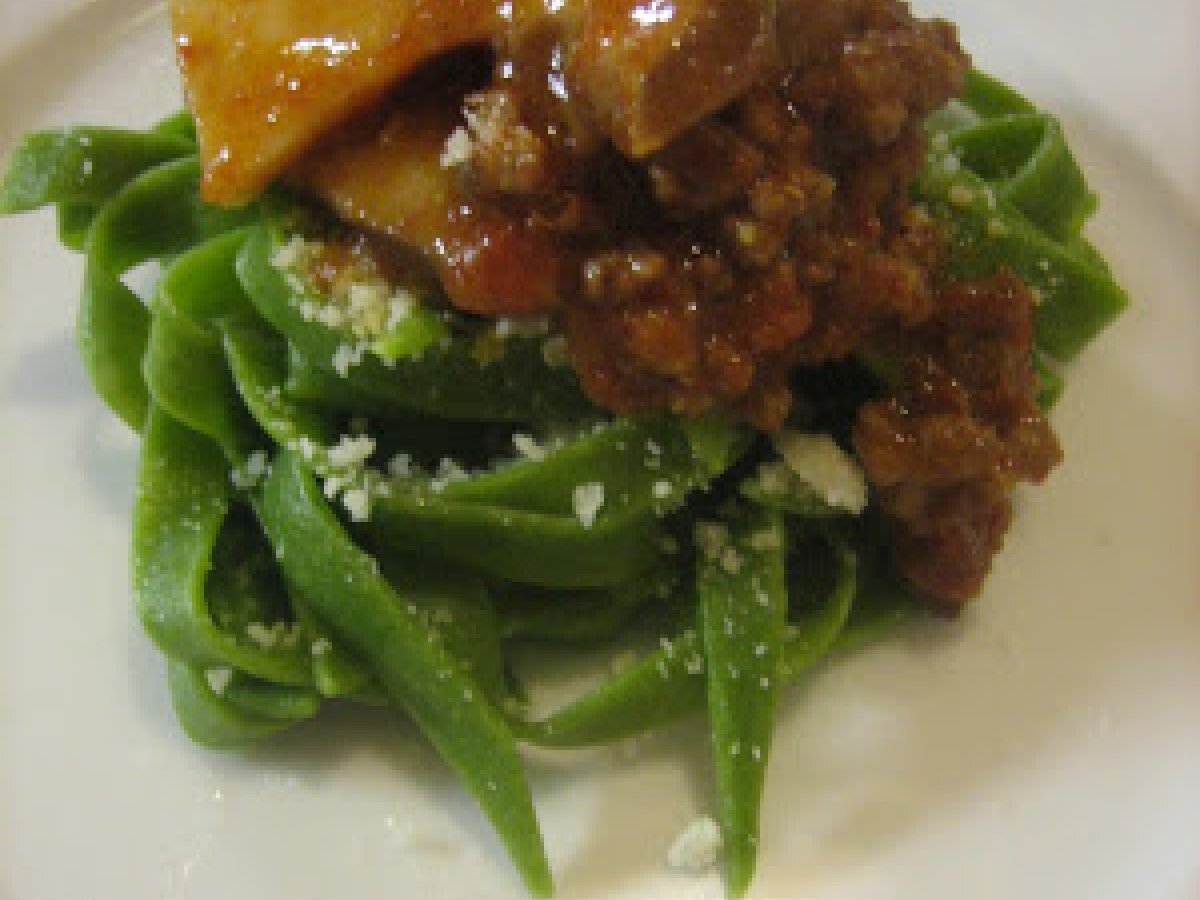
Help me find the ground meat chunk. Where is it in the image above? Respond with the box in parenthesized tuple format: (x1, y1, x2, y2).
(781, 0, 966, 149)
(853, 273, 1063, 609)
(647, 122, 767, 215)
(442, 0, 968, 428)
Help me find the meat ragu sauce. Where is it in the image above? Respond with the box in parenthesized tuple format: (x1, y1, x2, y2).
(284, 0, 1061, 608)
(854, 274, 1061, 607)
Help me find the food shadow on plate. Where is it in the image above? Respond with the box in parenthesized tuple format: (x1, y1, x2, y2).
(2, 317, 139, 520)
(3, 330, 92, 407)
(121, 609, 532, 886)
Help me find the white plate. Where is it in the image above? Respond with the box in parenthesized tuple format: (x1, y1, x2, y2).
(1, 3, 1198, 899)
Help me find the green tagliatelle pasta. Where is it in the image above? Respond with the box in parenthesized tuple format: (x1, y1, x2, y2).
(0, 70, 1126, 898)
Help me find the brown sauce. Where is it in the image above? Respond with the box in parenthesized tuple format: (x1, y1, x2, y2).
(430, 0, 969, 429)
(853, 273, 1062, 607)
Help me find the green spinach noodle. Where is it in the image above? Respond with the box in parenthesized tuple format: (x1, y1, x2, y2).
(0, 68, 1125, 898)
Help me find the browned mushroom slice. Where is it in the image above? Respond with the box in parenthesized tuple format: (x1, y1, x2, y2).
(291, 93, 569, 316)
(169, 0, 495, 206)
(564, 0, 776, 157)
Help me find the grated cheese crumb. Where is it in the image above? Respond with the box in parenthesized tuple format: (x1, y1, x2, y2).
(230, 450, 270, 490)
(270, 234, 316, 272)
(323, 473, 350, 500)
(295, 436, 319, 461)
(572, 482, 605, 527)
(332, 341, 368, 377)
(439, 125, 470, 169)
(245, 622, 281, 648)
(205, 667, 233, 696)
(774, 430, 868, 514)
(316, 302, 346, 329)
(440, 126, 472, 168)
(328, 434, 376, 469)
(665, 816, 722, 873)
(388, 453, 413, 478)
(430, 457, 469, 493)
(512, 433, 547, 462)
(342, 486, 372, 522)
(386, 293, 415, 327)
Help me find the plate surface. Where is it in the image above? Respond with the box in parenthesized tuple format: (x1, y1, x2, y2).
(1, 3, 1198, 900)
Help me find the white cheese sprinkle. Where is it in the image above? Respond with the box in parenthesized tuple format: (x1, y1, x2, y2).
(245, 622, 280, 648)
(205, 667, 233, 696)
(271, 234, 316, 272)
(572, 482, 605, 528)
(332, 341, 368, 377)
(774, 430, 869, 514)
(666, 816, 722, 873)
(230, 450, 270, 490)
(440, 126, 472, 168)
(512, 433, 547, 462)
(342, 486, 372, 522)
(388, 453, 413, 478)
(328, 434, 376, 469)
(430, 457, 469, 493)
